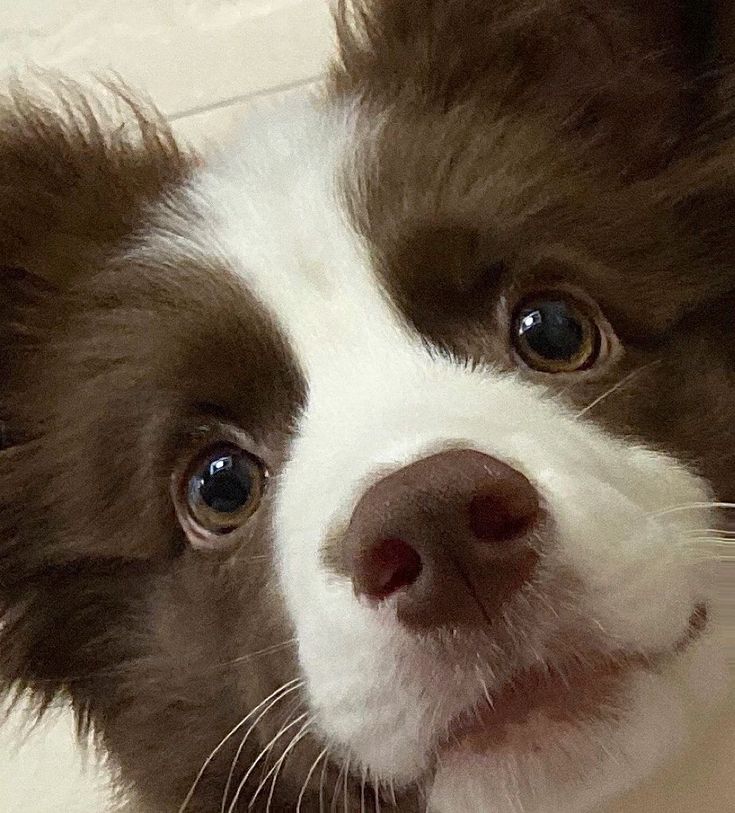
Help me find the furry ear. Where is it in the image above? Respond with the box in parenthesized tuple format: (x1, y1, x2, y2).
(0, 266, 56, 452)
(0, 79, 192, 287)
(0, 82, 192, 706)
(0, 78, 193, 471)
(330, 0, 717, 176)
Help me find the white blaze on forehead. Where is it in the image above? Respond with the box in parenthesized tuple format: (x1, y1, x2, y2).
(195, 93, 414, 381)
(184, 92, 724, 791)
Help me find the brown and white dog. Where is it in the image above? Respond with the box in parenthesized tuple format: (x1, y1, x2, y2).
(1, 2, 734, 811)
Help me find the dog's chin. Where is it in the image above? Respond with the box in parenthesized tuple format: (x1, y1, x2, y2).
(425, 614, 726, 813)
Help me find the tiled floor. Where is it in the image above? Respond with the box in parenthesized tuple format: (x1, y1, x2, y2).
(0, 0, 336, 145)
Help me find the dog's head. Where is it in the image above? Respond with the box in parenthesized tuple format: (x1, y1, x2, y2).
(1, 4, 734, 812)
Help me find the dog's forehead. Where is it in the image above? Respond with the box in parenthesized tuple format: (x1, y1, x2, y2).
(189, 97, 417, 380)
(336, 108, 711, 344)
(188, 96, 582, 368)
(184, 89, 733, 383)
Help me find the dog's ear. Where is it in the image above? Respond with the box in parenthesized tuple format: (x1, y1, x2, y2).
(0, 82, 193, 708)
(0, 78, 193, 439)
(0, 80, 191, 288)
(330, 1, 718, 177)
(0, 79, 193, 455)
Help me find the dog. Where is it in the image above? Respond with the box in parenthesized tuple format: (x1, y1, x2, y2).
(1, 2, 734, 811)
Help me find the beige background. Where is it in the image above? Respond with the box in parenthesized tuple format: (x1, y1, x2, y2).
(0, 0, 335, 145)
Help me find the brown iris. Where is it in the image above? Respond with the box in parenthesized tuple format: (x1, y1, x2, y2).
(513, 295, 601, 373)
(184, 444, 266, 536)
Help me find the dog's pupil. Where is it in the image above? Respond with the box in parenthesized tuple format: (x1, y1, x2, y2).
(197, 452, 253, 513)
(518, 300, 584, 361)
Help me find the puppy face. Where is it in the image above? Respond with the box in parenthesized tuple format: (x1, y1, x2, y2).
(1, 4, 734, 813)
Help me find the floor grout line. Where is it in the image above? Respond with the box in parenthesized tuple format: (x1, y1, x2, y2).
(167, 73, 324, 121)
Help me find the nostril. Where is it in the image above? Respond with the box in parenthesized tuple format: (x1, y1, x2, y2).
(469, 484, 539, 543)
(357, 538, 423, 601)
(340, 450, 543, 628)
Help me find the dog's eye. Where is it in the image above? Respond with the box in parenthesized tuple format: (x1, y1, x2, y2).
(178, 444, 267, 544)
(512, 295, 601, 373)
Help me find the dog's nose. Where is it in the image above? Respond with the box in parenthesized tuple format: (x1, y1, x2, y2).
(344, 449, 540, 630)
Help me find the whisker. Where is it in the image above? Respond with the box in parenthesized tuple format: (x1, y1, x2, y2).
(477, 667, 495, 711)
(689, 536, 735, 546)
(373, 774, 382, 813)
(247, 695, 304, 794)
(389, 779, 397, 808)
(319, 747, 329, 813)
(526, 583, 560, 621)
(33, 639, 299, 686)
(255, 717, 313, 812)
(224, 638, 298, 668)
(297, 745, 330, 813)
(220, 682, 303, 813)
(575, 364, 658, 419)
(343, 753, 351, 813)
(177, 676, 302, 813)
(330, 756, 346, 813)
(685, 529, 735, 540)
(227, 710, 310, 813)
(650, 502, 735, 518)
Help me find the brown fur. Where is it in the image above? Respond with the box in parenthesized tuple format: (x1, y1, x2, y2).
(1, 3, 735, 811)
(335, 0, 735, 499)
(0, 80, 190, 286)
(0, 85, 317, 811)
(331, 0, 721, 177)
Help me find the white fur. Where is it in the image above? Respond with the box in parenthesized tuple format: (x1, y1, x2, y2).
(162, 92, 733, 811)
(428, 636, 730, 813)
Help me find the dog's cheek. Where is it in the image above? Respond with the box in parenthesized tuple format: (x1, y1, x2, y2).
(427, 671, 690, 813)
(540, 443, 712, 651)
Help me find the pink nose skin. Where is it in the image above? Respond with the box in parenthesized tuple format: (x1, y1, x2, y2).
(327, 449, 541, 631)
(361, 537, 424, 601)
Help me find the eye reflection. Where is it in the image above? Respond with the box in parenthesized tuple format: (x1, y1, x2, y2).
(181, 444, 267, 539)
(513, 295, 601, 372)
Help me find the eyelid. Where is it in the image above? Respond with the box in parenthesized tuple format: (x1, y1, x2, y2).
(184, 418, 270, 465)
